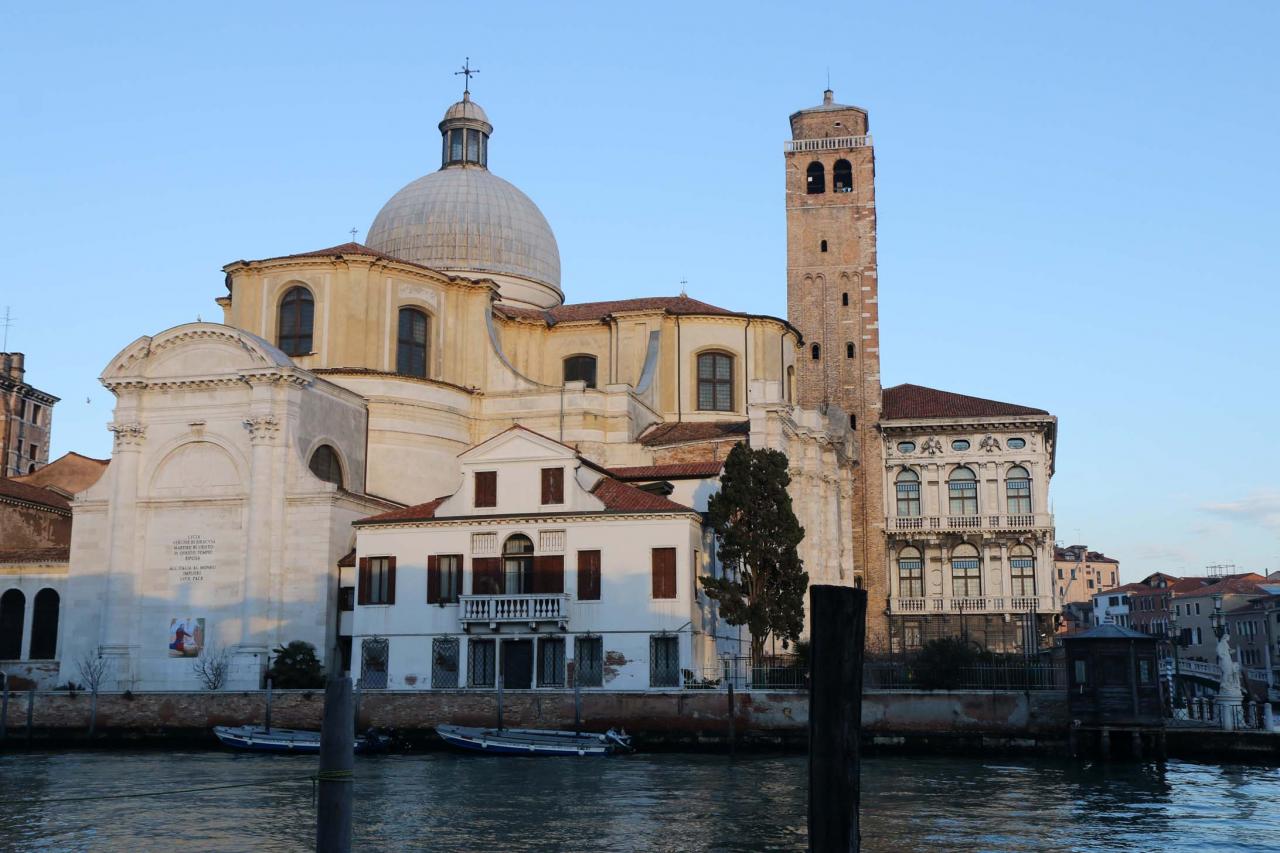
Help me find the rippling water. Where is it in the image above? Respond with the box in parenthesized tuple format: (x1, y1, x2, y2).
(1, 750, 1278, 851)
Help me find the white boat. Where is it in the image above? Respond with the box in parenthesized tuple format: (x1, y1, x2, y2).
(212, 725, 389, 754)
(435, 724, 632, 756)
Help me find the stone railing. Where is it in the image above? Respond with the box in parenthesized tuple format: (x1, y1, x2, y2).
(459, 594, 570, 629)
(890, 595, 1055, 615)
(784, 135, 873, 153)
(887, 513, 1054, 534)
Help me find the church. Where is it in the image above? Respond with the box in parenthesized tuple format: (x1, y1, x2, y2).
(41, 85, 1058, 691)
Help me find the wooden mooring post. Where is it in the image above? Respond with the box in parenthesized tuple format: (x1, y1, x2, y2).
(316, 677, 354, 853)
(727, 680, 736, 756)
(1, 676, 8, 744)
(808, 585, 866, 853)
(26, 687, 35, 747)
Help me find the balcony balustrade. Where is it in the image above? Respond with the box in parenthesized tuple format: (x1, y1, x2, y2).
(459, 594, 570, 631)
(784, 135, 873, 153)
(887, 513, 1053, 535)
(890, 595, 1055, 615)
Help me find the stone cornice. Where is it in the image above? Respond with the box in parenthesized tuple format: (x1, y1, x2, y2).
(356, 509, 703, 530)
(0, 493, 72, 517)
(880, 416, 1055, 435)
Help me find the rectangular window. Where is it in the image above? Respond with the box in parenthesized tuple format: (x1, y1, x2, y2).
(575, 636, 604, 687)
(28, 444, 38, 460)
(1073, 659, 1088, 685)
(537, 637, 566, 687)
(428, 555, 462, 604)
(577, 550, 601, 601)
(475, 471, 497, 507)
(431, 637, 460, 689)
(338, 587, 355, 611)
(949, 480, 978, 516)
(903, 623, 922, 650)
(951, 559, 981, 598)
(1057, 568, 1063, 579)
(468, 639, 496, 687)
(898, 558, 923, 598)
(1006, 477, 1032, 514)
(696, 352, 733, 412)
(1138, 659, 1152, 684)
(650, 635, 680, 687)
(358, 556, 396, 605)
(466, 128, 480, 161)
(540, 467, 564, 505)
(896, 481, 921, 517)
(1010, 557, 1035, 597)
(651, 547, 677, 599)
(31, 403, 40, 424)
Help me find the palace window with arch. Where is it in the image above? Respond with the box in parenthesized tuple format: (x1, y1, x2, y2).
(502, 534, 535, 595)
(696, 351, 734, 412)
(948, 466, 978, 516)
(396, 307, 429, 378)
(1010, 545, 1036, 597)
(898, 547, 924, 598)
(806, 161, 825, 194)
(895, 468, 921, 517)
(277, 285, 314, 356)
(833, 159, 853, 192)
(1006, 466, 1032, 515)
(951, 544, 982, 598)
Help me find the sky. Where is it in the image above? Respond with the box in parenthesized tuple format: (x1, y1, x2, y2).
(1, 2, 1277, 581)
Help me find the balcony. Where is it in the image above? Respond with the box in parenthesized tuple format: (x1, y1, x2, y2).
(459, 594, 570, 631)
(890, 595, 1055, 615)
(784, 135, 872, 153)
(887, 513, 1053, 535)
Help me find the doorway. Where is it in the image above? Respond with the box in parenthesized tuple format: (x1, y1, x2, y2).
(502, 639, 533, 689)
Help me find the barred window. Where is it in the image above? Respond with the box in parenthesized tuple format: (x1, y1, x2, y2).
(697, 352, 733, 411)
(538, 637, 566, 687)
(951, 545, 982, 597)
(575, 636, 603, 687)
(1006, 466, 1032, 514)
(898, 547, 924, 598)
(468, 638, 496, 688)
(650, 635, 680, 688)
(895, 469, 921, 517)
(1010, 546, 1036, 597)
(948, 467, 978, 516)
(359, 637, 388, 689)
(431, 637, 459, 689)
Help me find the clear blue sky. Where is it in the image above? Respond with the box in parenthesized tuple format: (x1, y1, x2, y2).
(2, 2, 1276, 581)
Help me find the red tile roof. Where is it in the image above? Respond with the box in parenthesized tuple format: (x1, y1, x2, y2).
(1178, 574, 1268, 598)
(1054, 546, 1120, 564)
(608, 461, 724, 481)
(337, 549, 356, 568)
(0, 478, 71, 512)
(355, 496, 451, 526)
(882, 384, 1049, 420)
(637, 420, 749, 447)
(589, 477, 695, 513)
(0, 546, 70, 564)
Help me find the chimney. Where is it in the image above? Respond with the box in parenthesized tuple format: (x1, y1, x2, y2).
(5, 352, 25, 382)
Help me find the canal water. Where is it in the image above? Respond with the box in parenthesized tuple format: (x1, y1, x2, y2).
(1, 750, 1278, 851)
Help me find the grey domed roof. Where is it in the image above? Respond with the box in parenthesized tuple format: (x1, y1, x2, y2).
(441, 98, 490, 126)
(366, 167, 561, 298)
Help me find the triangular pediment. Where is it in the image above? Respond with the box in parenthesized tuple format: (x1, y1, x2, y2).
(458, 426, 577, 464)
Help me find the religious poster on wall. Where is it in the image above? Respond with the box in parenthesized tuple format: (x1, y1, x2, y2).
(167, 617, 205, 657)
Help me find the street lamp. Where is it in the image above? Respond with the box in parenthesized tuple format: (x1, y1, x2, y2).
(1168, 605, 1183, 709)
(1211, 592, 1226, 640)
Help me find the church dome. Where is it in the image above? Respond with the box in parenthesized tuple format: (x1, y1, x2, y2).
(365, 94, 562, 308)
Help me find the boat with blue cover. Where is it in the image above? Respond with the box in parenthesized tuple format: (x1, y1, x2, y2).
(212, 725, 390, 754)
(435, 724, 632, 756)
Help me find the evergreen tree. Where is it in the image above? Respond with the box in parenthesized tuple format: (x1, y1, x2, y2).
(700, 443, 808, 663)
(266, 640, 325, 689)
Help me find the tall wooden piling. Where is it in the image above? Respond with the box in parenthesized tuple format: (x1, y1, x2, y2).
(1, 677, 9, 743)
(265, 677, 273, 733)
(727, 681, 737, 756)
(26, 687, 35, 747)
(316, 677, 354, 853)
(808, 585, 865, 853)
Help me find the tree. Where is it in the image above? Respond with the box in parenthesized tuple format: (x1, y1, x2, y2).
(266, 641, 325, 688)
(700, 443, 808, 663)
(191, 644, 231, 690)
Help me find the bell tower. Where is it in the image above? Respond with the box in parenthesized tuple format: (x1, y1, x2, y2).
(785, 90, 886, 643)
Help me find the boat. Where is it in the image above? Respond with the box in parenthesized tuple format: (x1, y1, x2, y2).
(212, 724, 391, 754)
(435, 724, 633, 756)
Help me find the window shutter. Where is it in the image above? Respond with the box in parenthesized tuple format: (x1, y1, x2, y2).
(652, 548, 676, 599)
(578, 550, 601, 601)
(475, 471, 497, 508)
(541, 468, 563, 504)
(357, 557, 370, 605)
(473, 557, 501, 595)
(386, 556, 397, 605)
(534, 555, 564, 594)
(427, 555, 440, 604)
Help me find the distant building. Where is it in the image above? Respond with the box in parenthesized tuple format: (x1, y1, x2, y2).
(1054, 545, 1119, 604)
(1173, 574, 1268, 663)
(0, 353, 58, 478)
(1225, 588, 1280, 701)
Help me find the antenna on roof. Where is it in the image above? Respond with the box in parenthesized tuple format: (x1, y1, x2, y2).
(350, 227, 359, 243)
(679, 278, 688, 298)
(1, 306, 12, 351)
(826, 67, 831, 90)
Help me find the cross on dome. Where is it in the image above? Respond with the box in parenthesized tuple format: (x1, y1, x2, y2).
(454, 57, 480, 96)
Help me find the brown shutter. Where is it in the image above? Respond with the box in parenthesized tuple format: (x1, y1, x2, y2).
(541, 468, 564, 504)
(427, 555, 440, 604)
(652, 548, 676, 599)
(473, 557, 501, 595)
(578, 550, 601, 601)
(357, 557, 370, 605)
(534, 555, 564, 594)
(386, 556, 397, 605)
(475, 471, 497, 508)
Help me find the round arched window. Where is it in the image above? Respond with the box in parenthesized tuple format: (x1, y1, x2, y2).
(308, 445, 343, 488)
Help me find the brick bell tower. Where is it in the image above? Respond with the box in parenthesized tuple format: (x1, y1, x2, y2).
(785, 89, 887, 646)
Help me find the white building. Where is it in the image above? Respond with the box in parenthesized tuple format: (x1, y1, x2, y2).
(347, 426, 724, 690)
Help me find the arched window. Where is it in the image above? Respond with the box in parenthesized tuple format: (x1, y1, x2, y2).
(895, 469, 921, 517)
(0, 589, 24, 659)
(28, 588, 59, 660)
(696, 352, 733, 411)
(846, 342, 855, 359)
(396, 307, 429, 378)
(833, 159, 853, 192)
(503, 534, 535, 595)
(951, 544, 982, 598)
(27, 463, 36, 474)
(806, 161, 825, 194)
(309, 445, 343, 488)
(898, 547, 924, 598)
(277, 286, 314, 356)
(1006, 465, 1032, 515)
(786, 366, 795, 402)
(948, 466, 978, 516)
(820, 240, 828, 253)
(811, 343, 821, 360)
(1010, 545, 1036, 597)
(563, 355, 597, 389)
